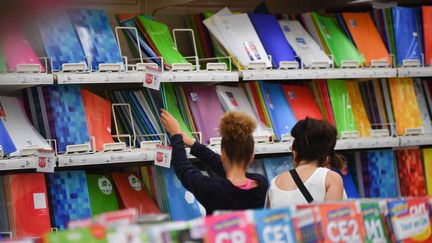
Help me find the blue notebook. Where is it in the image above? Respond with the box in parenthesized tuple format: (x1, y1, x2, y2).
(69, 9, 123, 71)
(249, 13, 296, 68)
(37, 12, 86, 71)
(162, 168, 204, 221)
(254, 208, 297, 243)
(262, 156, 293, 183)
(259, 82, 297, 140)
(333, 167, 359, 198)
(44, 85, 89, 152)
(0, 120, 16, 155)
(392, 7, 422, 65)
(47, 171, 92, 230)
(365, 150, 399, 198)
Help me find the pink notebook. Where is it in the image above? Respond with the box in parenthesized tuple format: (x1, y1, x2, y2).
(1, 27, 44, 72)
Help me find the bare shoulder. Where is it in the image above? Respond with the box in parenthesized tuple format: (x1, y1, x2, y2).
(274, 171, 294, 188)
(325, 170, 343, 185)
(275, 171, 292, 183)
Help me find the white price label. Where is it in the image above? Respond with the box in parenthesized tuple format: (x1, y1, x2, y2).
(36, 149, 55, 173)
(142, 66, 161, 90)
(154, 145, 172, 168)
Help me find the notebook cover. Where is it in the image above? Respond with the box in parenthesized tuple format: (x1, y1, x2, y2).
(364, 150, 399, 198)
(44, 85, 90, 152)
(253, 82, 273, 128)
(342, 12, 391, 66)
(249, 13, 296, 68)
(413, 79, 432, 134)
(345, 81, 372, 137)
(162, 83, 193, 138)
(205, 212, 257, 243)
(47, 171, 92, 230)
(388, 78, 423, 136)
(0, 96, 50, 157)
(312, 13, 365, 67)
(259, 82, 297, 140)
(0, 49, 7, 72)
(326, 80, 358, 136)
(396, 149, 427, 197)
(278, 20, 332, 68)
(423, 148, 432, 196)
(392, 7, 422, 65)
(161, 168, 204, 221)
(253, 208, 296, 243)
(8, 173, 51, 238)
(247, 82, 269, 126)
(86, 174, 119, 216)
(262, 156, 293, 184)
(136, 16, 188, 66)
(69, 9, 123, 71)
(360, 202, 390, 243)
(319, 80, 336, 126)
(0, 119, 16, 155)
(423, 6, 432, 65)
(282, 84, 323, 120)
(111, 172, 160, 215)
(37, 12, 86, 71)
(380, 79, 397, 136)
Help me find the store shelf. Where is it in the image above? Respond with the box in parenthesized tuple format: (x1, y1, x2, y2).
(335, 137, 400, 150)
(242, 68, 397, 80)
(399, 135, 432, 147)
(161, 71, 239, 82)
(56, 72, 142, 84)
(0, 156, 37, 171)
(0, 73, 54, 85)
(397, 67, 432, 77)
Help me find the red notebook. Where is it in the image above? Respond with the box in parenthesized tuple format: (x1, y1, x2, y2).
(111, 173, 161, 215)
(8, 173, 51, 237)
(396, 149, 427, 197)
(423, 6, 432, 65)
(81, 89, 115, 151)
(282, 85, 323, 120)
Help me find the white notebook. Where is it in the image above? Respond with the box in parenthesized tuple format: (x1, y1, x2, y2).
(0, 96, 51, 156)
(279, 20, 331, 68)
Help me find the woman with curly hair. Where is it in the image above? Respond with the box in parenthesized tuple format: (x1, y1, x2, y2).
(160, 109, 268, 215)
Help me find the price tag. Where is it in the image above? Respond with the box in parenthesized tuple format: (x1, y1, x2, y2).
(154, 145, 172, 168)
(36, 149, 55, 173)
(142, 66, 161, 90)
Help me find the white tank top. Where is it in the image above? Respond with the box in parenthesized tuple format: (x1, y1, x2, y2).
(269, 167, 330, 208)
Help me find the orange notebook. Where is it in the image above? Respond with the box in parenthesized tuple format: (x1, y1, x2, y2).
(342, 12, 391, 66)
(282, 85, 323, 120)
(81, 89, 115, 151)
(423, 6, 432, 65)
(346, 81, 372, 137)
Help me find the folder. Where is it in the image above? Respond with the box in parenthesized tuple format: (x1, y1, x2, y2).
(342, 12, 391, 66)
(81, 89, 115, 151)
(262, 156, 293, 184)
(37, 12, 86, 71)
(278, 20, 332, 68)
(312, 13, 365, 67)
(396, 149, 427, 197)
(345, 81, 371, 137)
(0, 120, 16, 155)
(326, 80, 358, 136)
(0, 96, 51, 157)
(86, 174, 119, 216)
(388, 78, 423, 136)
(282, 85, 323, 120)
(69, 9, 123, 71)
(249, 13, 296, 68)
(162, 83, 193, 138)
(423, 6, 432, 65)
(392, 7, 422, 65)
(422, 148, 432, 195)
(136, 16, 188, 66)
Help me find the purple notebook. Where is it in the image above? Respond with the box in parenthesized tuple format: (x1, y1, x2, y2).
(183, 85, 224, 144)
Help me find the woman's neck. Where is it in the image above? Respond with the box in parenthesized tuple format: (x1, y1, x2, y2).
(295, 160, 319, 168)
(225, 165, 248, 186)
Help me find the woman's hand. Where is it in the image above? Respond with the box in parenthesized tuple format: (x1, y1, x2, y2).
(160, 109, 195, 146)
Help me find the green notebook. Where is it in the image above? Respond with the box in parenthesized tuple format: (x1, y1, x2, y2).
(136, 16, 188, 66)
(86, 174, 119, 216)
(0, 50, 6, 72)
(312, 13, 365, 67)
(360, 202, 390, 243)
(162, 83, 193, 138)
(327, 80, 358, 136)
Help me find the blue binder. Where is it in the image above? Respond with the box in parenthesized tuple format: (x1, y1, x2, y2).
(69, 9, 123, 71)
(254, 208, 297, 243)
(262, 156, 293, 183)
(162, 168, 203, 221)
(0, 120, 16, 155)
(259, 82, 297, 140)
(44, 85, 89, 152)
(249, 13, 296, 68)
(392, 7, 422, 65)
(47, 171, 92, 230)
(365, 150, 399, 198)
(37, 12, 86, 71)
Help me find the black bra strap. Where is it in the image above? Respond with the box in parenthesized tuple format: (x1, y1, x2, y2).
(289, 169, 314, 203)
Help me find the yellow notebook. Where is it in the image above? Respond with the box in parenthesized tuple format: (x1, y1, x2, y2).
(423, 148, 432, 196)
(389, 78, 423, 136)
(346, 81, 371, 137)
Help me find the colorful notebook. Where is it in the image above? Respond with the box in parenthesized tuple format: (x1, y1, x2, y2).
(81, 89, 115, 151)
(86, 174, 119, 216)
(0, 119, 16, 155)
(312, 13, 365, 67)
(205, 211, 256, 243)
(69, 9, 123, 71)
(282, 84, 323, 120)
(259, 82, 297, 140)
(111, 172, 160, 215)
(262, 156, 293, 183)
(47, 171, 92, 230)
(360, 202, 390, 243)
(8, 173, 51, 238)
(396, 149, 427, 197)
(253, 208, 296, 243)
(326, 80, 358, 137)
(249, 13, 296, 68)
(43, 225, 108, 243)
(37, 12, 86, 71)
(162, 83, 193, 138)
(423, 148, 432, 196)
(342, 12, 391, 66)
(413, 79, 432, 134)
(388, 78, 423, 136)
(346, 81, 372, 137)
(423, 6, 432, 65)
